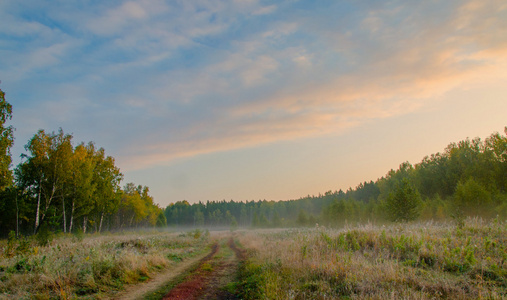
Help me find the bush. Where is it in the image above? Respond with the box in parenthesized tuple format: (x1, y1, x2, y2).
(36, 225, 53, 247)
(73, 228, 85, 242)
(5, 231, 16, 257)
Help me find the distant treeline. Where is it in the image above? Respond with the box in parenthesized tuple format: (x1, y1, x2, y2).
(2, 86, 507, 236)
(165, 127, 507, 228)
(0, 88, 166, 237)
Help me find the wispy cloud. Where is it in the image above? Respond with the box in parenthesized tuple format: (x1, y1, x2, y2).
(2, 0, 506, 172)
(252, 5, 277, 16)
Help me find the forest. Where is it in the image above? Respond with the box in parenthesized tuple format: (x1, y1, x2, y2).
(0, 89, 166, 237)
(163, 129, 507, 228)
(1, 86, 506, 237)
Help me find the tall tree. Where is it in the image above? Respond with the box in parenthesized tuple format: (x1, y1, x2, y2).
(0, 88, 15, 236)
(453, 178, 492, 218)
(17, 129, 73, 233)
(66, 143, 94, 233)
(87, 143, 122, 232)
(0, 88, 14, 190)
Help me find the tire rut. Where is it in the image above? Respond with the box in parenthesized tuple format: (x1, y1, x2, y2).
(162, 236, 245, 300)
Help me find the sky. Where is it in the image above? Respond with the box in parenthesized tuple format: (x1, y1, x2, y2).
(1, 0, 506, 207)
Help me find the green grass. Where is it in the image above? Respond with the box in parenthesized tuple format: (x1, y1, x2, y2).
(235, 218, 507, 299)
(2, 221, 505, 299)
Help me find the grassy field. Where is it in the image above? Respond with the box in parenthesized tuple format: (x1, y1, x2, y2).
(0, 229, 210, 299)
(235, 218, 506, 299)
(0, 219, 506, 299)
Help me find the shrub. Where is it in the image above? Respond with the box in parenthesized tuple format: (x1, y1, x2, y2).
(16, 235, 31, 255)
(73, 228, 85, 242)
(36, 224, 53, 247)
(5, 231, 16, 257)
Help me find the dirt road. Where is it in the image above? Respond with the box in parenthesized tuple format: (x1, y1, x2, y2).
(114, 250, 210, 300)
(116, 235, 245, 300)
(163, 237, 244, 299)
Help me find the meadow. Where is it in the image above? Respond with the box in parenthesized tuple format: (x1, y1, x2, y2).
(0, 218, 505, 299)
(235, 218, 506, 299)
(0, 230, 210, 299)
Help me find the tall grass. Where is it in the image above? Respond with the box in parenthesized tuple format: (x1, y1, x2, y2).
(0, 230, 209, 299)
(236, 218, 506, 299)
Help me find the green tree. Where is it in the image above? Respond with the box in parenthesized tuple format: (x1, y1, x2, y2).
(87, 143, 122, 232)
(17, 129, 73, 233)
(259, 213, 269, 228)
(252, 211, 260, 228)
(118, 183, 154, 228)
(210, 209, 223, 226)
(194, 208, 204, 226)
(0, 87, 16, 235)
(485, 127, 507, 191)
(156, 210, 167, 227)
(453, 178, 492, 218)
(66, 143, 94, 233)
(296, 209, 309, 227)
(239, 206, 248, 226)
(386, 178, 422, 222)
(272, 210, 282, 227)
(0, 88, 14, 190)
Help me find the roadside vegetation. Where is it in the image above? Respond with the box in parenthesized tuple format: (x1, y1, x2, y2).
(0, 230, 209, 299)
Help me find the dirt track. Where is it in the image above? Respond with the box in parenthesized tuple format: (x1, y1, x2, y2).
(163, 237, 244, 300)
(115, 235, 245, 300)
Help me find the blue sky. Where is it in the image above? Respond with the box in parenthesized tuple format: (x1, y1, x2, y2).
(1, 0, 507, 206)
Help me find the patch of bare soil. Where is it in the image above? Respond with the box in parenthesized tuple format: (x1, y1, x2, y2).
(162, 237, 245, 300)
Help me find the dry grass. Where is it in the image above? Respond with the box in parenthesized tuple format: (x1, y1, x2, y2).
(2, 223, 505, 299)
(0, 230, 209, 299)
(236, 218, 506, 299)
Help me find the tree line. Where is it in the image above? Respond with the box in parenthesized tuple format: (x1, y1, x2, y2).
(164, 128, 507, 228)
(0, 88, 166, 237)
(2, 86, 506, 235)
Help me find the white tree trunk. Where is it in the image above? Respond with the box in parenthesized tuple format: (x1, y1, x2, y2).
(62, 194, 66, 233)
(99, 211, 104, 233)
(69, 200, 75, 232)
(83, 216, 87, 233)
(34, 178, 41, 234)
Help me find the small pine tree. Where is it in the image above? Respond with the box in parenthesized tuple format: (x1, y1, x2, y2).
(386, 178, 422, 222)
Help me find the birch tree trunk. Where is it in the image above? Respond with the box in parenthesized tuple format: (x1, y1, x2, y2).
(69, 200, 75, 232)
(34, 178, 42, 234)
(83, 216, 87, 233)
(99, 211, 104, 233)
(62, 192, 66, 233)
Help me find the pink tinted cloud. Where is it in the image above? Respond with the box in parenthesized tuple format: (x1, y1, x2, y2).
(118, 0, 507, 171)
